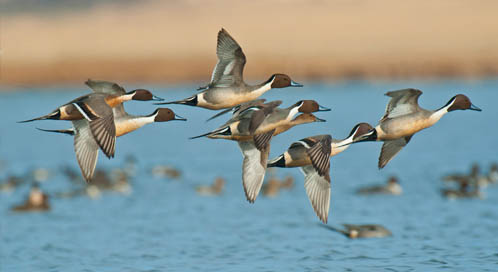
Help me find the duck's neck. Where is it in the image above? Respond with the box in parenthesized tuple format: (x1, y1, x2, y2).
(430, 103, 452, 124)
(116, 115, 155, 137)
(251, 78, 274, 96)
(284, 106, 300, 121)
(331, 136, 353, 156)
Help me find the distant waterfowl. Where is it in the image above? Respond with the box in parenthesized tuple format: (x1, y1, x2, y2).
(11, 183, 50, 212)
(352, 89, 481, 169)
(36, 80, 185, 182)
(196, 177, 225, 196)
(156, 28, 302, 110)
(441, 180, 484, 199)
(488, 163, 498, 184)
(321, 224, 393, 239)
(151, 165, 182, 179)
(262, 175, 295, 197)
(356, 176, 402, 195)
(0, 175, 25, 193)
(266, 123, 373, 223)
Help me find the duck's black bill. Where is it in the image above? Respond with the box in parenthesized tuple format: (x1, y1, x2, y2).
(290, 80, 303, 87)
(470, 104, 482, 111)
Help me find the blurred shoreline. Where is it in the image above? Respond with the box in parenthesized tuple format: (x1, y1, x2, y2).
(2, 0, 498, 87)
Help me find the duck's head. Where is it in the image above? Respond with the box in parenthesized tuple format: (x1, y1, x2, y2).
(349, 229, 359, 239)
(269, 74, 303, 88)
(388, 176, 399, 184)
(352, 127, 378, 143)
(129, 89, 164, 101)
(292, 100, 331, 113)
(446, 94, 481, 112)
(348, 122, 374, 142)
(151, 108, 187, 122)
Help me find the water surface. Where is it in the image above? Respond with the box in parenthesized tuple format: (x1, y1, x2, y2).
(1, 80, 497, 271)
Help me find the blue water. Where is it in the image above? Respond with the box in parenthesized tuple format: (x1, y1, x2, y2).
(1, 79, 498, 271)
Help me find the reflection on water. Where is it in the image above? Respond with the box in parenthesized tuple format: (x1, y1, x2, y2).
(1, 80, 498, 271)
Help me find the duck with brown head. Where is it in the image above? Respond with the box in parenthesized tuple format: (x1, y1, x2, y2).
(37, 107, 186, 183)
(345, 89, 481, 169)
(266, 122, 372, 223)
(156, 28, 303, 110)
(190, 99, 327, 204)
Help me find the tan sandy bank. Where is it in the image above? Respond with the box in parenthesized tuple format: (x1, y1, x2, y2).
(2, 0, 498, 86)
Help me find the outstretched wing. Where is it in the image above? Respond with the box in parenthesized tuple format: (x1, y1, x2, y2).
(73, 120, 99, 183)
(378, 135, 413, 169)
(208, 28, 247, 88)
(381, 89, 423, 121)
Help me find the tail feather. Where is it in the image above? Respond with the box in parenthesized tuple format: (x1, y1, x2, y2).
(37, 127, 75, 136)
(18, 110, 60, 123)
(155, 95, 198, 106)
(267, 154, 286, 168)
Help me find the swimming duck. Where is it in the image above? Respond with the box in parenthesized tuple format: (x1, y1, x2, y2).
(352, 89, 481, 169)
(196, 177, 225, 196)
(0, 175, 25, 193)
(265, 123, 372, 222)
(11, 183, 50, 212)
(488, 163, 498, 184)
(156, 28, 302, 110)
(356, 176, 402, 195)
(321, 224, 393, 239)
(441, 180, 484, 199)
(151, 165, 182, 180)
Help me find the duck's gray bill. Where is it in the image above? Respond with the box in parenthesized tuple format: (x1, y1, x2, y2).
(318, 105, 331, 112)
(290, 80, 303, 87)
(152, 95, 164, 101)
(470, 104, 482, 111)
(174, 114, 187, 121)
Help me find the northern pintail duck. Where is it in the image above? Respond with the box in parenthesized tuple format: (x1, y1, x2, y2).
(38, 107, 184, 182)
(192, 100, 327, 203)
(151, 165, 182, 180)
(356, 176, 402, 195)
(443, 163, 488, 187)
(36, 80, 185, 182)
(441, 180, 484, 199)
(261, 175, 295, 197)
(488, 163, 498, 184)
(191, 100, 329, 141)
(321, 224, 392, 239)
(352, 89, 481, 169)
(156, 29, 302, 110)
(20, 80, 164, 162)
(11, 183, 50, 212)
(266, 123, 372, 222)
(196, 177, 225, 196)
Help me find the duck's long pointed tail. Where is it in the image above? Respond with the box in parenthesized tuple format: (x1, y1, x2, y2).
(36, 127, 75, 136)
(18, 110, 60, 123)
(155, 95, 198, 106)
(189, 126, 231, 140)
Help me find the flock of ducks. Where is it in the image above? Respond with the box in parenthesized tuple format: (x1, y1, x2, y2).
(18, 28, 482, 225)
